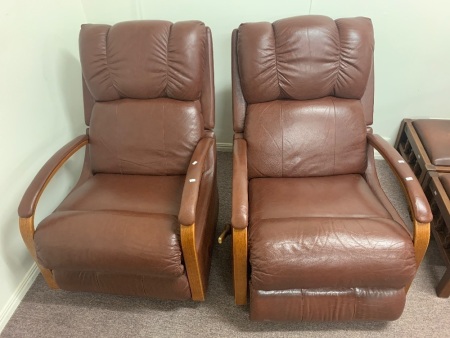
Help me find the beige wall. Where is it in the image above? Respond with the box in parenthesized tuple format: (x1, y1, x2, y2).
(1, 0, 450, 330)
(0, 0, 86, 330)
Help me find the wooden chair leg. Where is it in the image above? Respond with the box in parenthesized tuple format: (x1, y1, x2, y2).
(37, 264, 59, 289)
(180, 223, 205, 301)
(406, 221, 430, 293)
(414, 221, 431, 268)
(19, 217, 59, 289)
(233, 228, 248, 305)
(436, 268, 450, 298)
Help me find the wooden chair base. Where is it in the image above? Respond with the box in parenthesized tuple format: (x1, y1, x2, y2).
(395, 119, 450, 188)
(396, 119, 450, 297)
(426, 172, 450, 298)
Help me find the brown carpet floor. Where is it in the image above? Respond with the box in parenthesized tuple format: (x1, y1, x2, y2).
(2, 152, 449, 337)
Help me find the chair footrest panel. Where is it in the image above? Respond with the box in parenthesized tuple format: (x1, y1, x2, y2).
(35, 210, 185, 278)
(249, 284, 405, 321)
(54, 270, 191, 300)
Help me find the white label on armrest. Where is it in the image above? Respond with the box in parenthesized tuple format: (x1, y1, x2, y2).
(434, 190, 437, 196)
(398, 160, 405, 163)
(189, 179, 196, 183)
(192, 161, 198, 165)
(405, 177, 413, 181)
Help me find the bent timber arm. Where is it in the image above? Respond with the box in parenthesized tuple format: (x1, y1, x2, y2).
(18, 135, 89, 288)
(231, 137, 249, 305)
(179, 137, 214, 301)
(367, 133, 431, 272)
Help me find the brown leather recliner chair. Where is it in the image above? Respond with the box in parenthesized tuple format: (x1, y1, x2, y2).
(231, 15, 432, 321)
(18, 20, 218, 301)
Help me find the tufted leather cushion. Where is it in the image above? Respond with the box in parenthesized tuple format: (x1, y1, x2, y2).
(80, 21, 208, 176)
(237, 15, 373, 104)
(80, 21, 206, 103)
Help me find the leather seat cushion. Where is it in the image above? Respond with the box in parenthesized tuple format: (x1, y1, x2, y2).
(412, 119, 450, 166)
(34, 174, 186, 278)
(248, 175, 416, 290)
(249, 175, 392, 222)
(53, 270, 191, 300)
(439, 173, 450, 197)
(56, 174, 185, 215)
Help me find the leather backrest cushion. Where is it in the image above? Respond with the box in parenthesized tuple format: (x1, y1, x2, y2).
(237, 15, 374, 104)
(245, 97, 367, 178)
(89, 98, 203, 175)
(80, 21, 206, 102)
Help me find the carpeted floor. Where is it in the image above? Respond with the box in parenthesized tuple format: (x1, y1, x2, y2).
(2, 152, 449, 337)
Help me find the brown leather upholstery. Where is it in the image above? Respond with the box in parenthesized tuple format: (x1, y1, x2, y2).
(18, 20, 218, 301)
(245, 98, 367, 178)
(441, 173, 450, 196)
(89, 99, 204, 175)
(395, 119, 450, 297)
(413, 119, 450, 166)
(249, 287, 406, 322)
(426, 172, 450, 297)
(231, 15, 431, 321)
(394, 119, 450, 186)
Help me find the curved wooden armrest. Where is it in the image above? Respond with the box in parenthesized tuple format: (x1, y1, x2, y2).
(230, 138, 249, 305)
(367, 133, 432, 223)
(178, 137, 214, 226)
(367, 133, 431, 272)
(178, 137, 214, 301)
(18, 134, 88, 290)
(231, 138, 249, 230)
(18, 135, 89, 219)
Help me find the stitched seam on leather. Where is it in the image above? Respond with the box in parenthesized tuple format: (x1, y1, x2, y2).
(271, 24, 283, 99)
(114, 102, 123, 174)
(331, 97, 337, 175)
(119, 158, 154, 169)
(251, 216, 397, 223)
(254, 104, 274, 178)
(165, 23, 172, 97)
(280, 102, 284, 177)
(52, 209, 181, 218)
(162, 104, 168, 174)
(104, 27, 123, 98)
(301, 289, 304, 321)
(334, 20, 342, 96)
(95, 134, 115, 172)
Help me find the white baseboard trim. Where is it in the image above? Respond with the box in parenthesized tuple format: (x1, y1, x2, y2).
(0, 264, 39, 333)
(217, 142, 232, 152)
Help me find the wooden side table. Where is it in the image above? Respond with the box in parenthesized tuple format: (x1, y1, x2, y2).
(394, 119, 450, 188)
(426, 172, 450, 297)
(395, 118, 450, 297)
